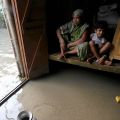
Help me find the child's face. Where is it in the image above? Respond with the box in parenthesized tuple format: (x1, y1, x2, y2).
(72, 16, 81, 26)
(95, 28, 105, 38)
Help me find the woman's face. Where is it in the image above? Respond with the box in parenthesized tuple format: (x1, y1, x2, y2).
(72, 16, 81, 26)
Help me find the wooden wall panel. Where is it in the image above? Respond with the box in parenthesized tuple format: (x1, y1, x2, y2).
(110, 19, 120, 60)
(11, 0, 49, 79)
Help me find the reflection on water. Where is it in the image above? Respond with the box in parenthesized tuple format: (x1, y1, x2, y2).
(0, 75, 21, 100)
(0, 28, 23, 119)
(0, 89, 23, 120)
(0, 28, 20, 100)
(0, 53, 15, 58)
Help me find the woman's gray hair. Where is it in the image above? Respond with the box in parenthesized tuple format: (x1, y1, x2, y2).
(72, 9, 84, 17)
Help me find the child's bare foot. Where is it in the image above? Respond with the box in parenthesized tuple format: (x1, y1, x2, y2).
(95, 55, 107, 65)
(104, 60, 112, 66)
(95, 55, 112, 65)
(96, 58, 104, 65)
(87, 56, 96, 64)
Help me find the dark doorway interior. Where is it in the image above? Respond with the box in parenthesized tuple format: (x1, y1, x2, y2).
(46, 0, 120, 53)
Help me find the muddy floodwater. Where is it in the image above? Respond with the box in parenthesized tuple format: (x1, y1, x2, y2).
(0, 28, 20, 100)
(0, 28, 120, 120)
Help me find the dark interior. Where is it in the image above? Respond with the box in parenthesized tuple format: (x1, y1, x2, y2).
(15, 0, 120, 75)
(46, 0, 120, 54)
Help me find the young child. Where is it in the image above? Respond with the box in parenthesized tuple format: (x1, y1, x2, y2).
(88, 21, 112, 65)
(56, 9, 89, 61)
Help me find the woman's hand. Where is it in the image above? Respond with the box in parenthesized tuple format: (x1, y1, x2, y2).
(67, 43, 72, 48)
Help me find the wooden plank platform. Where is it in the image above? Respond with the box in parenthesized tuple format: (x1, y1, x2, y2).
(49, 53, 120, 74)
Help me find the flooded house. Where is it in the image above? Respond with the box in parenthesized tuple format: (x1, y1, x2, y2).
(0, 0, 120, 119)
(2, 0, 120, 80)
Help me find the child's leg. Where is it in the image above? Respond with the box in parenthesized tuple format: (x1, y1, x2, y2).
(89, 41, 100, 59)
(99, 42, 111, 55)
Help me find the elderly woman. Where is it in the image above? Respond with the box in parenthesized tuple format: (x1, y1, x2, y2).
(56, 9, 89, 61)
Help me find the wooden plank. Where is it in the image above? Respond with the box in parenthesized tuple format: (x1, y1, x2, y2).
(109, 19, 120, 60)
(49, 53, 120, 74)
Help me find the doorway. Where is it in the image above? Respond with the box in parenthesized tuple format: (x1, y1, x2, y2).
(0, 0, 21, 101)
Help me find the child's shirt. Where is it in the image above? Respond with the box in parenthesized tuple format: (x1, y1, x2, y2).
(90, 33, 107, 46)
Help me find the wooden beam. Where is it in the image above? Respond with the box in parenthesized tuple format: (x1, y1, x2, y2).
(49, 53, 120, 74)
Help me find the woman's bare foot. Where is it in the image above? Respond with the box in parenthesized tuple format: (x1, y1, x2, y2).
(57, 54, 63, 59)
(57, 54, 67, 61)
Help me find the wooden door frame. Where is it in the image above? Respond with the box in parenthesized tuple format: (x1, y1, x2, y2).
(10, 0, 29, 79)
(9, 0, 49, 79)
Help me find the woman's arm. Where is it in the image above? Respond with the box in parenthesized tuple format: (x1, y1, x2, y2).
(56, 28, 65, 44)
(67, 31, 88, 48)
(56, 28, 66, 55)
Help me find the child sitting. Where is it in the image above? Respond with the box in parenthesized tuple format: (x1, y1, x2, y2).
(87, 20, 112, 65)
